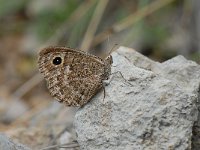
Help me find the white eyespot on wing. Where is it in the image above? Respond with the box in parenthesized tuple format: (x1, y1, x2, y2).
(64, 65, 71, 74)
(64, 65, 71, 85)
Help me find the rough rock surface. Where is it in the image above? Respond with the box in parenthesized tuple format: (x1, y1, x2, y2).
(74, 46, 200, 150)
(0, 133, 31, 150)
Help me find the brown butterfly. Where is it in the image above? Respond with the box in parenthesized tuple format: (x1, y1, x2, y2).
(38, 47, 112, 107)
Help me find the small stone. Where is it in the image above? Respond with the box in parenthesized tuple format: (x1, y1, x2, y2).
(0, 133, 31, 150)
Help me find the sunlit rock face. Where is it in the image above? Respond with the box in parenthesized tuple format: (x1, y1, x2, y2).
(75, 46, 200, 150)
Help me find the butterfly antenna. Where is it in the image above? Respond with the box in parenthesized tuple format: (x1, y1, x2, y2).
(108, 44, 119, 55)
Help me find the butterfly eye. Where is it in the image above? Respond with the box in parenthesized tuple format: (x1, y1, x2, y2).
(52, 57, 62, 65)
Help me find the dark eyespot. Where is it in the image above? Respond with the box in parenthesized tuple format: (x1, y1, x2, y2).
(53, 57, 62, 65)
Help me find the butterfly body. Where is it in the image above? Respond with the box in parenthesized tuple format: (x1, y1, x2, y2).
(38, 47, 112, 106)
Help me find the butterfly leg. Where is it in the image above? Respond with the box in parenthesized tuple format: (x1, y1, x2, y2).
(111, 71, 133, 86)
(103, 86, 106, 101)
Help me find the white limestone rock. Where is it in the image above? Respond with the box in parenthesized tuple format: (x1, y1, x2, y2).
(74, 46, 200, 150)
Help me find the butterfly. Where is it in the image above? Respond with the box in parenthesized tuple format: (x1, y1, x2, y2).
(38, 47, 112, 107)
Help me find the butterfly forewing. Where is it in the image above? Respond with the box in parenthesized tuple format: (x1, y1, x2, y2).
(38, 47, 112, 106)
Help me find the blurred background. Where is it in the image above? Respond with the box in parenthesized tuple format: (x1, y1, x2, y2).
(0, 0, 199, 148)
